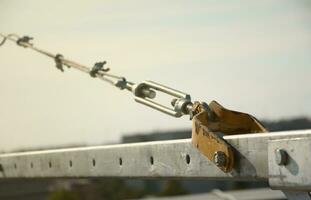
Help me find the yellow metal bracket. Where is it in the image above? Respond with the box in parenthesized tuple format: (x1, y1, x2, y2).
(191, 101, 267, 173)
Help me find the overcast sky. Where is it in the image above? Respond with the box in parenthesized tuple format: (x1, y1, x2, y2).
(0, 0, 310, 151)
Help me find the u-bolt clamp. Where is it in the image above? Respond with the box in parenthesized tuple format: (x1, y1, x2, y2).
(132, 80, 192, 117)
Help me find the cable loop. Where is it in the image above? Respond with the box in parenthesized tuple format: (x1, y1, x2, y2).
(0, 37, 6, 46)
(0, 34, 20, 46)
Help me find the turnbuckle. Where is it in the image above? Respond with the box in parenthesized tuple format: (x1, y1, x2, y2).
(132, 81, 192, 117)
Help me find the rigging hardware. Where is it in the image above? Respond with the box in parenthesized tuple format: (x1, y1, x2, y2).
(90, 61, 110, 77)
(54, 54, 64, 72)
(0, 33, 268, 173)
(16, 35, 33, 48)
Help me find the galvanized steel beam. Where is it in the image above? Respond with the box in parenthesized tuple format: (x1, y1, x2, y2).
(0, 130, 310, 185)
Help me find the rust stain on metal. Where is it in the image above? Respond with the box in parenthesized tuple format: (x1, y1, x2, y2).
(191, 100, 267, 173)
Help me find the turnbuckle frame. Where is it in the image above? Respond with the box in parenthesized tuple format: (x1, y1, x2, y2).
(133, 80, 192, 117)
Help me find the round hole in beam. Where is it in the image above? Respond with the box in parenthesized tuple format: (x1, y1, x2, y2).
(150, 156, 154, 165)
(14, 163, 17, 169)
(119, 158, 122, 166)
(92, 159, 96, 167)
(69, 160, 73, 168)
(49, 161, 52, 168)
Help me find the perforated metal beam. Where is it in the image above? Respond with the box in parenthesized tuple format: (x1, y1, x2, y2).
(0, 130, 310, 183)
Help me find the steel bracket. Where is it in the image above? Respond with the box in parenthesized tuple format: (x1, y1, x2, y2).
(191, 111, 234, 173)
(191, 101, 267, 173)
(268, 137, 311, 191)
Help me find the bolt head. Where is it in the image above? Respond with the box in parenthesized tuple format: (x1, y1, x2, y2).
(213, 151, 227, 167)
(275, 148, 288, 166)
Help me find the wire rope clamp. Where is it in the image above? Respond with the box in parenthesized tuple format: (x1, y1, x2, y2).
(16, 35, 33, 48)
(89, 61, 110, 78)
(191, 101, 267, 173)
(54, 54, 64, 72)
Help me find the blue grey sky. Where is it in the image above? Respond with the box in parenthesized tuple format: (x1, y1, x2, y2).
(0, 0, 310, 151)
